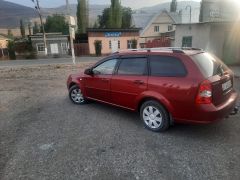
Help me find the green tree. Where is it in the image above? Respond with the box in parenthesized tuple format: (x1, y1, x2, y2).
(33, 22, 40, 34)
(122, 7, 132, 28)
(20, 19, 25, 38)
(7, 40, 16, 60)
(98, 8, 111, 28)
(98, 5, 132, 28)
(7, 29, 14, 39)
(28, 22, 32, 35)
(170, 0, 177, 12)
(109, 0, 122, 28)
(76, 0, 89, 34)
(44, 14, 69, 35)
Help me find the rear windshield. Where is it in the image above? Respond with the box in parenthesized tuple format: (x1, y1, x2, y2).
(191, 53, 228, 78)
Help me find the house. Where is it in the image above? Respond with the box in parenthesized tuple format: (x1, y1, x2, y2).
(173, 21, 240, 65)
(0, 34, 9, 58)
(29, 33, 69, 57)
(87, 28, 140, 55)
(138, 10, 182, 48)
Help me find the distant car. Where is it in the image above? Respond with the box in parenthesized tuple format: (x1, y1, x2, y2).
(67, 48, 239, 132)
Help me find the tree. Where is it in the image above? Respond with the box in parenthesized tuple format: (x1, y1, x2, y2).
(170, 0, 177, 12)
(98, 5, 132, 28)
(122, 7, 132, 28)
(76, 0, 89, 34)
(20, 19, 25, 38)
(109, 0, 122, 28)
(33, 22, 40, 34)
(28, 22, 32, 36)
(7, 41, 16, 60)
(7, 29, 14, 39)
(98, 8, 111, 28)
(44, 14, 69, 35)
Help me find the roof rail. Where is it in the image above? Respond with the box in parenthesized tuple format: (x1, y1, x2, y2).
(113, 47, 203, 54)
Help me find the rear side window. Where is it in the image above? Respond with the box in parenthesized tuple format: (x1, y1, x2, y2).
(117, 58, 147, 75)
(149, 56, 187, 77)
(191, 53, 228, 78)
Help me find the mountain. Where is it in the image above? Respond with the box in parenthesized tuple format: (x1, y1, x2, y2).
(0, 0, 37, 28)
(42, 4, 108, 26)
(134, 1, 201, 26)
(0, 0, 200, 29)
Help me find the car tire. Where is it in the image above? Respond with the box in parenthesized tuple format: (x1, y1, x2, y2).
(69, 85, 86, 105)
(140, 100, 170, 132)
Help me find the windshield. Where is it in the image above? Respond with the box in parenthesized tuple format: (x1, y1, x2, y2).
(191, 52, 229, 78)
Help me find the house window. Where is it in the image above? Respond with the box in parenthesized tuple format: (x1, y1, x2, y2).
(182, 36, 192, 47)
(36, 43, 45, 53)
(127, 40, 132, 49)
(168, 25, 173, 31)
(61, 43, 68, 54)
(118, 40, 120, 49)
(109, 40, 112, 49)
(154, 26, 160, 32)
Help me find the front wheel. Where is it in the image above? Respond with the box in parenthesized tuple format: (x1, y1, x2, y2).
(69, 85, 86, 105)
(140, 100, 170, 132)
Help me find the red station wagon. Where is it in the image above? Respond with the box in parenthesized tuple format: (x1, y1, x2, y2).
(67, 48, 239, 132)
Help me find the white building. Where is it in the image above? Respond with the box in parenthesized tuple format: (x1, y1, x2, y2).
(174, 21, 240, 65)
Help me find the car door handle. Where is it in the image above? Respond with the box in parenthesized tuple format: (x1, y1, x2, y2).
(133, 80, 144, 85)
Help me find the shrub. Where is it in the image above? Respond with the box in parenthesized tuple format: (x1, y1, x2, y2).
(94, 40, 102, 56)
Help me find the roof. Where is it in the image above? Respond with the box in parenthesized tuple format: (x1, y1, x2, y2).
(87, 28, 141, 32)
(140, 11, 182, 36)
(132, 13, 155, 30)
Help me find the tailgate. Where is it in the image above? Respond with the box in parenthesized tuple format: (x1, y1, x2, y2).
(208, 72, 234, 106)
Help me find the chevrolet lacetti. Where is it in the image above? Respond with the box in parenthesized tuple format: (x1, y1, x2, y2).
(67, 48, 239, 132)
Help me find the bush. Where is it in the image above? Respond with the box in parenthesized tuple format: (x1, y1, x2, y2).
(94, 40, 102, 56)
(7, 41, 16, 60)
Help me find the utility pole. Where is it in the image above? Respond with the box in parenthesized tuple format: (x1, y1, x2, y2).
(66, 0, 76, 64)
(32, 0, 47, 56)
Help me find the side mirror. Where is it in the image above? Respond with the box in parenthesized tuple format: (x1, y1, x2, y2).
(84, 68, 93, 75)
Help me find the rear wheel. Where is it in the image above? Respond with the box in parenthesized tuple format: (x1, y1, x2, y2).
(140, 100, 170, 132)
(69, 85, 86, 105)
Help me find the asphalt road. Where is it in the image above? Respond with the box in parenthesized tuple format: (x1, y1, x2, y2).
(0, 56, 101, 67)
(0, 65, 240, 180)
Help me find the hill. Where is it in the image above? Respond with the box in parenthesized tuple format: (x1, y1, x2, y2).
(0, 0, 37, 28)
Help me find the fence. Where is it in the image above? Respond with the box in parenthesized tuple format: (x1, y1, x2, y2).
(145, 37, 171, 48)
(74, 43, 89, 56)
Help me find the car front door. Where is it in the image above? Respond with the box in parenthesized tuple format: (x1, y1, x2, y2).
(84, 59, 118, 102)
(111, 56, 148, 110)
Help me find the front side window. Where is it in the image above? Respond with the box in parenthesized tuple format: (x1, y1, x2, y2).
(117, 58, 147, 75)
(149, 56, 187, 77)
(93, 59, 118, 75)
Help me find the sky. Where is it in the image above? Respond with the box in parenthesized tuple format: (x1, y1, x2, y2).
(5, 0, 201, 9)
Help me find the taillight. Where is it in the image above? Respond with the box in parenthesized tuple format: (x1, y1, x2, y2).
(195, 80, 212, 104)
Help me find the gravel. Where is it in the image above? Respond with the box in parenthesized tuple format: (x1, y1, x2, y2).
(0, 64, 239, 180)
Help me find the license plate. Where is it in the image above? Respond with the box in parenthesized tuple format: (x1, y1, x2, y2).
(222, 80, 232, 91)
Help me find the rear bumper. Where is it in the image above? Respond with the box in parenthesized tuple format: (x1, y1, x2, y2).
(178, 91, 239, 124)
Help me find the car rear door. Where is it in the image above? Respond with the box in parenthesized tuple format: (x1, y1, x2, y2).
(84, 59, 118, 103)
(111, 56, 148, 110)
